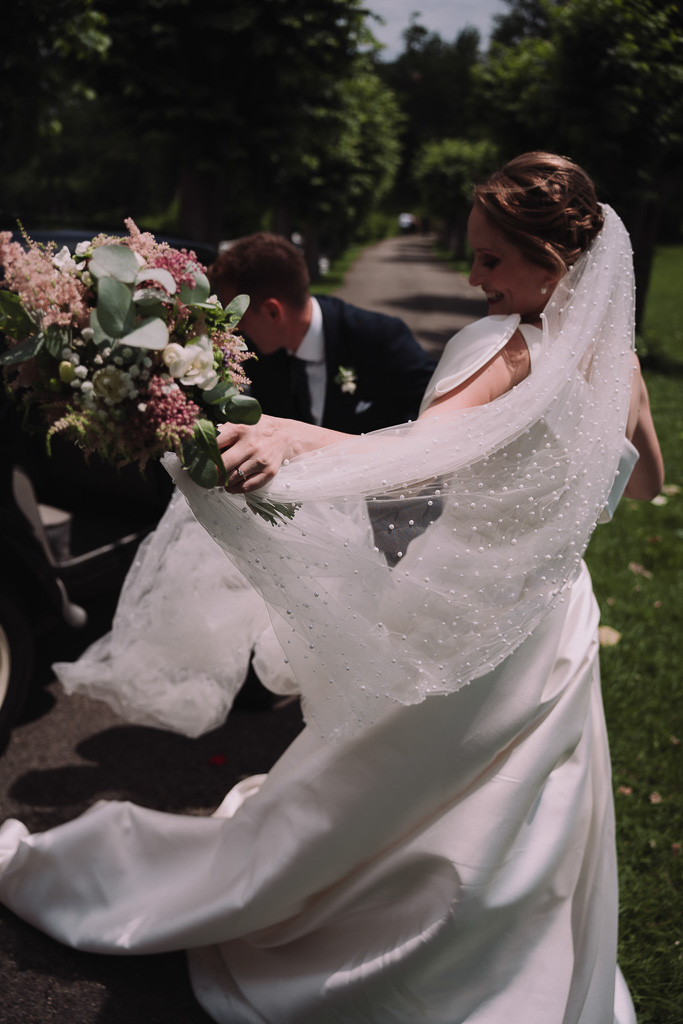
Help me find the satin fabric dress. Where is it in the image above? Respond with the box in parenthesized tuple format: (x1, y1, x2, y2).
(0, 321, 636, 1024)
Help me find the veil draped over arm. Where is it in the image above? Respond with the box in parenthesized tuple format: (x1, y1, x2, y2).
(168, 206, 636, 742)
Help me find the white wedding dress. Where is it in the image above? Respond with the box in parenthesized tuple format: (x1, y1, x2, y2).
(0, 319, 637, 1024)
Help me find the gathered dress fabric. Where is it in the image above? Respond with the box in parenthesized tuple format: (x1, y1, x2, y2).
(0, 208, 639, 1023)
(1, 562, 630, 1024)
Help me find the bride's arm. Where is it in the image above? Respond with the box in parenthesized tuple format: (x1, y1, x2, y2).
(624, 354, 664, 500)
(217, 416, 352, 492)
(219, 331, 529, 492)
(419, 329, 530, 418)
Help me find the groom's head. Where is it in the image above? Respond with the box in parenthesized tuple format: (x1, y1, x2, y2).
(209, 233, 312, 354)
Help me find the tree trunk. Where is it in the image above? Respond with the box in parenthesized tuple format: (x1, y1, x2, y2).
(622, 168, 680, 334)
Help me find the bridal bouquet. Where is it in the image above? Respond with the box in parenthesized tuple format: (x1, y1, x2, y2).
(0, 221, 292, 521)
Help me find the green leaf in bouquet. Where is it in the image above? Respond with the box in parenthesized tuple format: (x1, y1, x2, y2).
(223, 293, 250, 327)
(132, 288, 168, 318)
(245, 494, 301, 527)
(122, 316, 169, 350)
(0, 330, 44, 366)
(181, 418, 227, 488)
(44, 324, 72, 358)
(202, 381, 239, 406)
(222, 393, 262, 425)
(135, 267, 177, 294)
(90, 308, 110, 346)
(179, 269, 211, 306)
(97, 276, 135, 338)
(0, 290, 36, 338)
(89, 244, 139, 283)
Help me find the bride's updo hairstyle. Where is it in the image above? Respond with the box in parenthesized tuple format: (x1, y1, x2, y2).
(473, 151, 604, 277)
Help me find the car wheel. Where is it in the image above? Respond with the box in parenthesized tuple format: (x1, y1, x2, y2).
(0, 586, 34, 753)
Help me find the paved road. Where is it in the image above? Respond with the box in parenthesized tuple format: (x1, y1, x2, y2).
(0, 235, 483, 1023)
(334, 232, 486, 356)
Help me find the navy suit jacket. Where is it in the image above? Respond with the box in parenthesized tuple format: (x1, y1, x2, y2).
(243, 295, 436, 433)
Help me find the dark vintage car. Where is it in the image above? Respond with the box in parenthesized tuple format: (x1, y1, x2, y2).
(0, 229, 218, 750)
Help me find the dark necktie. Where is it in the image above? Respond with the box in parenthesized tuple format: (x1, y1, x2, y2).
(289, 356, 313, 423)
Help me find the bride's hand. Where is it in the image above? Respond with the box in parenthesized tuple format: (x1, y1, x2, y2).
(217, 416, 351, 493)
(217, 415, 293, 492)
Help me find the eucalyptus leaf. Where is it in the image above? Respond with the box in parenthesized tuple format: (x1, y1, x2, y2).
(135, 267, 176, 294)
(44, 324, 71, 358)
(181, 419, 227, 488)
(224, 293, 250, 325)
(223, 393, 262, 425)
(202, 381, 238, 405)
(0, 331, 44, 366)
(0, 290, 36, 337)
(97, 276, 135, 338)
(89, 244, 140, 283)
(122, 316, 169, 350)
(133, 289, 169, 318)
(90, 308, 110, 345)
(179, 270, 211, 306)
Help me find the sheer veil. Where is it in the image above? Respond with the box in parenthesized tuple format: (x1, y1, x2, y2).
(165, 205, 635, 742)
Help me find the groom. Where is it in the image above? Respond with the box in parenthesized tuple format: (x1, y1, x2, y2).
(208, 233, 435, 433)
(208, 233, 436, 707)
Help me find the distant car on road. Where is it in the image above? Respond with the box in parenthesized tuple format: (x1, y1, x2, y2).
(0, 228, 217, 750)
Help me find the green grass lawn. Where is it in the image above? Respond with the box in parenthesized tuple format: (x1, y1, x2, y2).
(584, 246, 682, 1022)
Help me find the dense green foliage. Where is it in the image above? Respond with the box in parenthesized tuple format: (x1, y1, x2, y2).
(2, 0, 681, 296)
(583, 247, 683, 1022)
(1, 0, 398, 261)
(412, 139, 500, 258)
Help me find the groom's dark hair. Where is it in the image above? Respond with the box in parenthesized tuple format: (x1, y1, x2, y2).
(208, 233, 310, 310)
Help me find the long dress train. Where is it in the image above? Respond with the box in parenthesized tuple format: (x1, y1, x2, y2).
(0, 566, 633, 1023)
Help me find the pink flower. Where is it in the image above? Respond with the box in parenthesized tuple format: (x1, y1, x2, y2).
(0, 232, 89, 332)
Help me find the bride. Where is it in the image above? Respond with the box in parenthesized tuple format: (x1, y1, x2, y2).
(0, 153, 663, 1024)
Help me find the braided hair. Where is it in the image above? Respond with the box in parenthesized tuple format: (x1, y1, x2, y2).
(473, 152, 604, 276)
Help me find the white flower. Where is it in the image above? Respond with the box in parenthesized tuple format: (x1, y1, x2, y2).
(53, 246, 77, 273)
(335, 365, 357, 395)
(75, 241, 91, 256)
(162, 334, 218, 390)
(92, 365, 130, 405)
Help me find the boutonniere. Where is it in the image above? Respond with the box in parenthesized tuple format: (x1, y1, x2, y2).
(335, 365, 357, 395)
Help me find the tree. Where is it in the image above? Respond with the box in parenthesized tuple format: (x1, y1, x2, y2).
(0, 0, 110, 226)
(1, 0, 402, 262)
(272, 62, 403, 272)
(379, 16, 483, 209)
(413, 138, 500, 258)
(475, 0, 683, 322)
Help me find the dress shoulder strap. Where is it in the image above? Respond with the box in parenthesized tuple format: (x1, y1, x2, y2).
(419, 314, 520, 415)
(517, 323, 544, 371)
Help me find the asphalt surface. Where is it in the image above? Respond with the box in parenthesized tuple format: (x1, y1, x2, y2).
(0, 233, 485, 1023)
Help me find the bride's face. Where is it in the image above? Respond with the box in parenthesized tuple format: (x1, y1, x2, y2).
(467, 206, 557, 323)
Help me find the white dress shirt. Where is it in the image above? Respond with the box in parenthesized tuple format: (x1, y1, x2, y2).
(289, 297, 326, 425)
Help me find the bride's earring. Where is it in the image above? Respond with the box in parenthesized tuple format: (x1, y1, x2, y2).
(540, 283, 548, 295)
